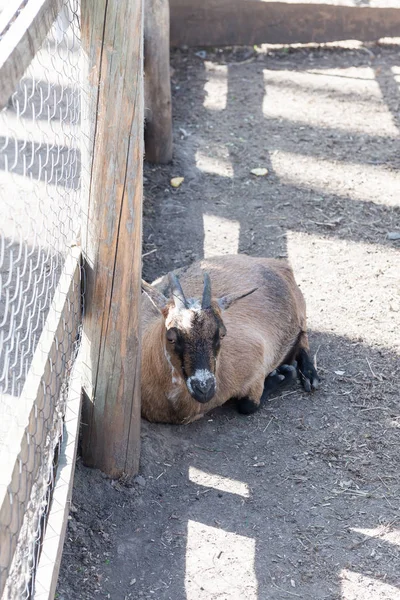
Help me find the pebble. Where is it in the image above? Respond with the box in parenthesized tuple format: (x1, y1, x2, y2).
(134, 475, 146, 488)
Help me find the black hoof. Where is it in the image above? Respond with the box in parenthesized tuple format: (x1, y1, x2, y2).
(259, 364, 297, 404)
(277, 363, 297, 382)
(264, 364, 297, 394)
(236, 397, 260, 415)
(297, 350, 320, 392)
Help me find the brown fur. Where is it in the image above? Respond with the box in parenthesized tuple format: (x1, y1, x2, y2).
(141, 254, 311, 424)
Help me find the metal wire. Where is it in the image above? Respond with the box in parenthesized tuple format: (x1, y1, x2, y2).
(0, 1, 82, 597)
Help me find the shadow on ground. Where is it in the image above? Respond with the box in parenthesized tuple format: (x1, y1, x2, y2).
(61, 332, 400, 600)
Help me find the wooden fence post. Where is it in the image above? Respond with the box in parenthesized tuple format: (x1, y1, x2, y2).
(80, 0, 143, 477)
(144, 0, 173, 163)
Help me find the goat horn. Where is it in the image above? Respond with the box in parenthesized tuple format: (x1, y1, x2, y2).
(168, 272, 188, 310)
(202, 272, 212, 309)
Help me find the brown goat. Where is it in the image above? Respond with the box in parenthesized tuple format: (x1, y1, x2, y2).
(141, 254, 319, 424)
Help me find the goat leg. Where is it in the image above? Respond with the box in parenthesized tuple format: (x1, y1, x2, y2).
(296, 348, 320, 392)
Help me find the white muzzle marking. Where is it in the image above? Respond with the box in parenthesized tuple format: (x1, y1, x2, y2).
(186, 369, 216, 395)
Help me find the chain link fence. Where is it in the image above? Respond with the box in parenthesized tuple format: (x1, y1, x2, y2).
(0, 1, 82, 597)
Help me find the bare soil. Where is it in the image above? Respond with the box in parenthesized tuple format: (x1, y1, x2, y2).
(58, 43, 400, 600)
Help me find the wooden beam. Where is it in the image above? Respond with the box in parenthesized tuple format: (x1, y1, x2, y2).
(34, 353, 83, 600)
(0, 247, 81, 598)
(0, 1, 28, 39)
(144, 0, 173, 164)
(0, 0, 63, 110)
(80, 0, 143, 478)
(169, 0, 400, 47)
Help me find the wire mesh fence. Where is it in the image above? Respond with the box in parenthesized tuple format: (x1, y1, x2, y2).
(0, 1, 82, 597)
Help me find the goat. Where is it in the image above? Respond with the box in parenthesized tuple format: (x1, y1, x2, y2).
(141, 254, 319, 424)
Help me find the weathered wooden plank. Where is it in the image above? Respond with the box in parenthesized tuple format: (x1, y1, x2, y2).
(34, 353, 82, 600)
(0, 247, 81, 598)
(0, 1, 27, 39)
(144, 0, 173, 164)
(80, 0, 143, 477)
(169, 0, 400, 47)
(0, 0, 63, 110)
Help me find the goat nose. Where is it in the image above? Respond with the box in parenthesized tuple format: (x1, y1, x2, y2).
(189, 374, 216, 402)
(195, 378, 214, 393)
(199, 379, 210, 390)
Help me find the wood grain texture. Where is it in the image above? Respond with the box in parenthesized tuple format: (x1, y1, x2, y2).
(0, 248, 81, 597)
(144, 0, 173, 164)
(0, 0, 63, 109)
(169, 0, 400, 47)
(80, 0, 144, 477)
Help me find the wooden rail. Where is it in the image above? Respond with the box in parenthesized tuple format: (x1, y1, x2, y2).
(169, 0, 400, 47)
(34, 353, 83, 600)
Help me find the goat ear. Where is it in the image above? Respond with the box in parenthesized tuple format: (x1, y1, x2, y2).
(142, 280, 168, 312)
(217, 287, 258, 311)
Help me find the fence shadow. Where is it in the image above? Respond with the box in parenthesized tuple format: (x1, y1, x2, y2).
(62, 331, 400, 599)
(143, 45, 400, 283)
(135, 331, 400, 600)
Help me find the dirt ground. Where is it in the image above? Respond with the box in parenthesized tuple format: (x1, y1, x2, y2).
(58, 43, 400, 600)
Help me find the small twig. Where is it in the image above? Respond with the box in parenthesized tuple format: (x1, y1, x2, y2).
(194, 444, 224, 453)
(353, 405, 389, 411)
(309, 219, 341, 229)
(360, 46, 375, 58)
(269, 576, 302, 598)
(296, 537, 308, 550)
(366, 357, 383, 382)
(263, 417, 274, 433)
(280, 390, 298, 399)
(142, 248, 157, 258)
(276, 476, 290, 487)
(382, 493, 394, 508)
